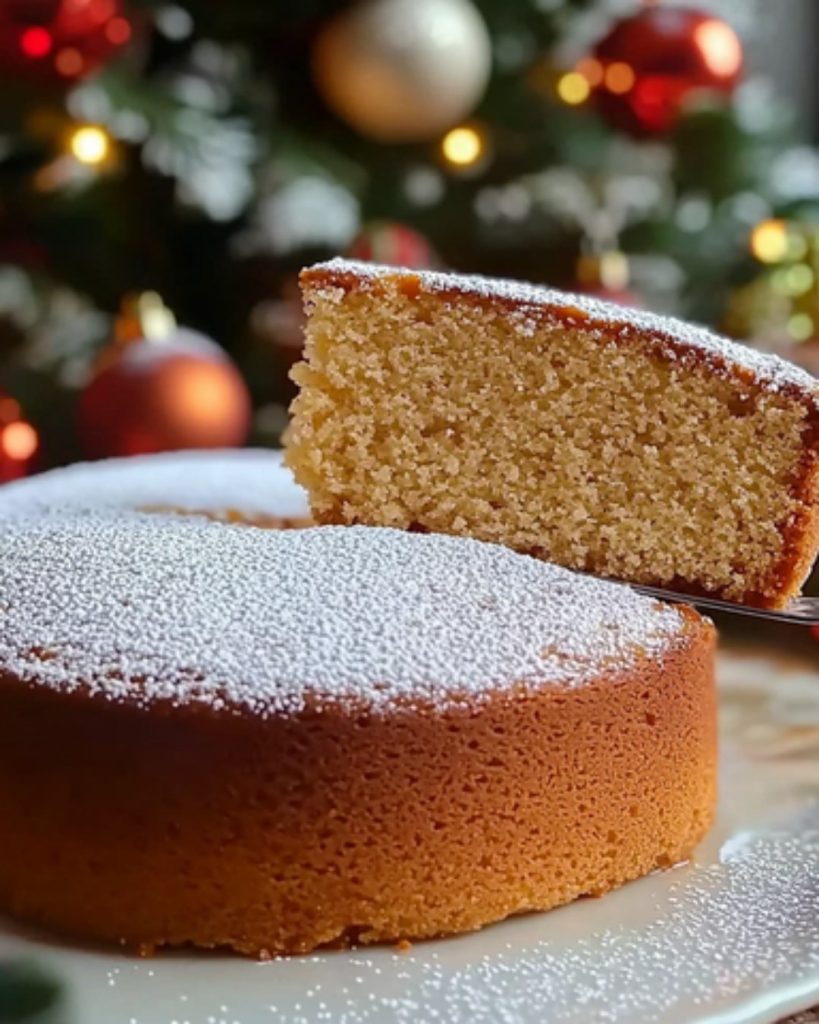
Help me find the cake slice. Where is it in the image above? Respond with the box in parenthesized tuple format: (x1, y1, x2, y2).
(287, 258, 819, 609)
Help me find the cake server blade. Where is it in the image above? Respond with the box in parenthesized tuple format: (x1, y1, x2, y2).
(627, 584, 819, 625)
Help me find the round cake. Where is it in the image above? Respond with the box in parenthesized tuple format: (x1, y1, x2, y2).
(0, 448, 309, 527)
(0, 514, 716, 956)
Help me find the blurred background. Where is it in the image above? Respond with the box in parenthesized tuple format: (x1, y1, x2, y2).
(0, 0, 818, 477)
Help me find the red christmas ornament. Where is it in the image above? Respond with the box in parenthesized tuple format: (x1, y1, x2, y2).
(0, 0, 133, 86)
(0, 394, 39, 483)
(78, 294, 251, 459)
(347, 220, 436, 268)
(589, 6, 743, 137)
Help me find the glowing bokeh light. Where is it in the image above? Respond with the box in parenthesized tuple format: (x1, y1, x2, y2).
(750, 220, 789, 264)
(694, 19, 742, 78)
(20, 27, 52, 58)
(441, 126, 484, 167)
(788, 313, 815, 342)
(105, 17, 131, 44)
(576, 58, 604, 86)
(605, 62, 636, 95)
(557, 72, 591, 106)
(1, 422, 38, 462)
(70, 125, 111, 165)
(55, 47, 84, 76)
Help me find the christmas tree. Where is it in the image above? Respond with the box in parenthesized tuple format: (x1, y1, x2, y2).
(1, 0, 817, 475)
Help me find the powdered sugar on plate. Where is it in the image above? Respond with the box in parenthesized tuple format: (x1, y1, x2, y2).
(305, 258, 819, 400)
(0, 514, 685, 716)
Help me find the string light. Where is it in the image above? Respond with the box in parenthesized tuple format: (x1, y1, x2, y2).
(9, 2, 133, 82)
(604, 62, 635, 95)
(69, 125, 111, 165)
(788, 313, 815, 342)
(20, 27, 52, 59)
(557, 72, 591, 106)
(772, 263, 816, 298)
(441, 125, 485, 169)
(750, 220, 789, 264)
(105, 17, 131, 44)
(55, 47, 84, 77)
(0, 421, 38, 462)
(787, 263, 815, 295)
(575, 58, 603, 87)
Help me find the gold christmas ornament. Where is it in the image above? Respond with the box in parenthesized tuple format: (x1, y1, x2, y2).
(312, 0, 491, 143)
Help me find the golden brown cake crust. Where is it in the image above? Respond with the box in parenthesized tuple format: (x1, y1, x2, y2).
(0, 610, 715, 956)
(292, 260, 819, 609)
(299, 261, 819, 411)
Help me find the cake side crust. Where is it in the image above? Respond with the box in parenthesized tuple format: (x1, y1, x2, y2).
(0, 611, 715, 955)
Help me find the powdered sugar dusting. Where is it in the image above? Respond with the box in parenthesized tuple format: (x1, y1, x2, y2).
(308, 258, 819, 400)
(0, 449, 308, 520)
(0, 515, 685, 715)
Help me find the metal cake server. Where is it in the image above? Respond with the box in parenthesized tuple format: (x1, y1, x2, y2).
(627, 583, 819, 625)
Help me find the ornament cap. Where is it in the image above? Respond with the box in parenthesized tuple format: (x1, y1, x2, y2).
(115, 292, 177, 345)
(577, 250, 630, 292)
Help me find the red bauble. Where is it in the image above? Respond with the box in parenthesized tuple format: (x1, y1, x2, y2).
(591, 6, 743, 137)
(0, 395, 39, 482)
(347, 220, 435, 268)
(78, 329, 252, 459)
(0, 0, 133, 86)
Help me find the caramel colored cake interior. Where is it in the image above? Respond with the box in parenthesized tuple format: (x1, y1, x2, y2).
(288, 259, 819, 608)
(0, 515, 716, 956)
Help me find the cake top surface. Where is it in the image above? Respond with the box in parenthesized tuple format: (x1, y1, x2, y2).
(305, 258, 818, 401)
(0, 515, 688, 715)
(0, 448, 308, 519)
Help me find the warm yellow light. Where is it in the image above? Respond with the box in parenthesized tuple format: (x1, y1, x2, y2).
(557, 72, 591, 106)
(784, 264, 815, 296)
(751, 219, 788, 264)
(70, 125, 110, 165)
(576, 57, 604, 87)
(694, 20, 742, 78)
(441, 126, 484, 167)
(788, 312, 815, 342)
(787, 233, 809, 261)
(1, 422, 38, 461)
(605, 62, 635, 95)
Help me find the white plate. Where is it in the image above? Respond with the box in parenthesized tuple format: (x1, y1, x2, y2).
(1, 456, 818, 1023)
